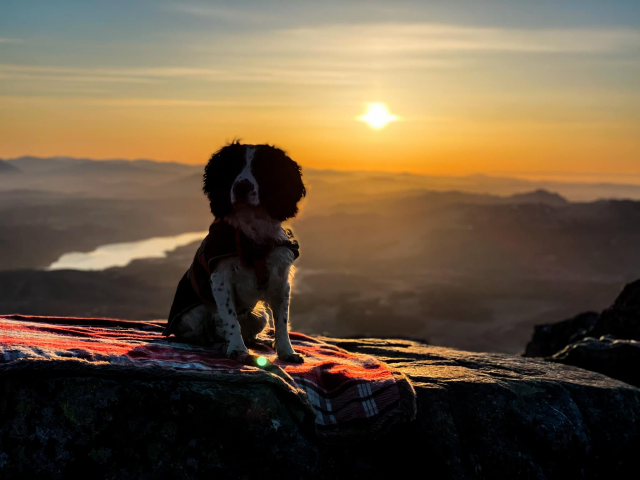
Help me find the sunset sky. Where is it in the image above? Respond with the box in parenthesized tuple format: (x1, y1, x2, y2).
(1, 1, 639, 180)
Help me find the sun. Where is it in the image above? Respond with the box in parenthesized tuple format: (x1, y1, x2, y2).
(358, 102, 398, 129)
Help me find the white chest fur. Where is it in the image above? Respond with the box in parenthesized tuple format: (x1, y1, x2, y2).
(218, 246, 296, 312)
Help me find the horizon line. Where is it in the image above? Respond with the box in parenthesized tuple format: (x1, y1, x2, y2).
(4, 154, 640, 187)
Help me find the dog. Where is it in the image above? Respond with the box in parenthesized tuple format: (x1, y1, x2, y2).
(162, 142, 306, 363)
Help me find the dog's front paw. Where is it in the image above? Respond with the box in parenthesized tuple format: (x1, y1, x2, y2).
(278, 352, 304, 364)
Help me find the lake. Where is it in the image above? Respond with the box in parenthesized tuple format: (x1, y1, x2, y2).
(46, 231, 207, 271)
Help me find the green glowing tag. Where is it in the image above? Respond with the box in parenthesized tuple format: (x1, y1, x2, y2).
(256, 356, 268, 367)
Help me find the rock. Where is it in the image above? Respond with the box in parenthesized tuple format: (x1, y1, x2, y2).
(330, 338, 640, 479)
(524, 280, 640, 389)
(551, 336, 640, 388)
(524, 311, 599, 357)
(0, 370, 319, 480)
(589, 279, 640, 341)
(2, 338, 640, 479)
(525, 280, 640, 360)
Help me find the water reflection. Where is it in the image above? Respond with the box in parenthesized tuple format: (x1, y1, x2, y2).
(46, 231, 207, 271)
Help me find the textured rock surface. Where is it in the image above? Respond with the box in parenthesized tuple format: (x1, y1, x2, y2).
(331, 338, 640, 479)
(524, 311, 599, 358)
(589, 279, 640, 341)
(2, 338, 640, 479)
(0, 370, 319, 479)
(551, 336, 640, 387)
(524, 279, 640, 388)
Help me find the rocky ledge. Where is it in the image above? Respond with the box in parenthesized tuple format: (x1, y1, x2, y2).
(2, 336, 639, 479)
(525, 279, 640, 388)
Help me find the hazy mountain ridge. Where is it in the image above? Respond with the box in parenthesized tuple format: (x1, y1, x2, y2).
(3, 156, 640, 202)
(4, 156, 197, 174)
(0, 156, 201, 198)
(0, 160, 20, 174)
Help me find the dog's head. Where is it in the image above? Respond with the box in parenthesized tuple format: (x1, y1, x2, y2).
(203, 142, 306, 221)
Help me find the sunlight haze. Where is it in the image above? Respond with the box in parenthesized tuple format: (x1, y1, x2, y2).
(359, 103, 398, 130)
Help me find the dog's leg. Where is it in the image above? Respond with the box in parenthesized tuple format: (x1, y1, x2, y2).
(271, 279, 304, 363)
(239, 307, 269, 347)
(170, 304, 218, 345)
(210, 271, 249, 358)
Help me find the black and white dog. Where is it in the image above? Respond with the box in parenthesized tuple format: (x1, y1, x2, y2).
(163, 142, 306, 363)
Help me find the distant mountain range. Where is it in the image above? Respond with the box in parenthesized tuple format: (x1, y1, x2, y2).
(3, 155, 640, 202)
(4, 156, 195, 174)
(0, 156, 201, 197)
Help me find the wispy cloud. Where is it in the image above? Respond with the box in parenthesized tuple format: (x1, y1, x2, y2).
(0, 38, 23, 44)
(0, 64, 214, 84)
(1, 22, 637, 91)
(165, 7, 640, 54)
(87, 97, 299, 107)
(0, 64, 222, 78)
(254, 23, 640, 55)
(0, 73, 159, 84)
(165, 4, 277, 23)
(0, 95, 303, 108)
(0, 63, 371, 86)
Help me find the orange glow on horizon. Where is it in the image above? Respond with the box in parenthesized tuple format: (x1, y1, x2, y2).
(2, 94, 637, 184)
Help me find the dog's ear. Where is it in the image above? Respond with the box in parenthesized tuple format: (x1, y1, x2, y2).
(203, 142, 245, 218)
(253, 146, 306, 221)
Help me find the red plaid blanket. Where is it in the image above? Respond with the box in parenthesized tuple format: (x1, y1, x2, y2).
(0, 315, 415, 440)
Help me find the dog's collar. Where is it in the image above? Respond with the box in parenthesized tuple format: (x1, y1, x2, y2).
(193, 220, 299, 292)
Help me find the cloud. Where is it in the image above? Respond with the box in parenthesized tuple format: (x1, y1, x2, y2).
(0, 64, 221, 78)
(0, 95, 303, 108)
(165, 5, 640, 57)
(1, 22, 637, 91)
(0, 38, 23, 44)
(0, 64, 214, 84)
(165, 4, 276, 23)
(0, 73, 158, 84)
(0, 63, 369, 86)
(87, 97, 299, 107)
(244, 23, 640, 55)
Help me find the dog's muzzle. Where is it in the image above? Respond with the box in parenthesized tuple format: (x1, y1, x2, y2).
(232, 179, 256, 204)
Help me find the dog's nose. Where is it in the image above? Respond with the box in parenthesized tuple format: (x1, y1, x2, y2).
(233, 179, 255, 199)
